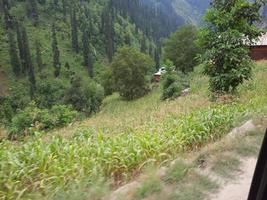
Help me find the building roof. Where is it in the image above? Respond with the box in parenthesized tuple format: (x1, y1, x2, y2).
(251, 33, 267, 46)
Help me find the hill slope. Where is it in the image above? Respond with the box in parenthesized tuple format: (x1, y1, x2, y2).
(0, 62, 266, 199)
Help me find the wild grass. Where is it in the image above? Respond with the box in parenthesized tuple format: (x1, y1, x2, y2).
(134, 177, 163, 199)
(211, 155, 242, 179)
(0, 62, 266, 199)
(164, 161, 189, 183)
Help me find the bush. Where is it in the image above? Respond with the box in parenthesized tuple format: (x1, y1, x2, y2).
(0, 96, 14, 125)
(0, 82, 31, 125)
(35, 78, 67, 108)
(50, 105, 78, 127)
(64, 77, 104, 115)
(83, 82, 105, 114)
(111, 47, 154, 100)
(161, 71, 189, 100)
(8, 103, 78, 137)
(8, 82, 31, 112)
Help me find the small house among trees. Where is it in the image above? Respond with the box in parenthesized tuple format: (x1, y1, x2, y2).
(250, 33, 267, 61)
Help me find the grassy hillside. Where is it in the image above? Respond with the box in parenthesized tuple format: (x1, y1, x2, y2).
(0, 62, 266, 199)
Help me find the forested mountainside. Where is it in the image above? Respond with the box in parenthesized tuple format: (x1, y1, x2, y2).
(0, 0, 180, 77)
(0, 0, 187, 132)
(143, 0, 211, 25)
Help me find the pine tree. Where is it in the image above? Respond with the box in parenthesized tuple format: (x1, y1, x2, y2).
(7, 30, 21, 76)
(51, 23, 61, 77)
(149, 43, 153, 57)
(62, 0, 67, 22)
(16, 23, 27, 74)
(82, 29, 93, 77)
(124, 32, 131, 46)
(102, 4, 115, 62)
(154, 47, 160, 71)
(64, 62, 70, 70)
(26, 0, 39, 26)
(21, 26, 36, 98)
(35, 40, 43, 72)
(70, 8, 79, 53)
(2, 0, 13, 30)
(140, 35, 147, 53)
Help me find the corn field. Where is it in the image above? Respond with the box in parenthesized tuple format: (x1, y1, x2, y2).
(0, 64, 266, 200)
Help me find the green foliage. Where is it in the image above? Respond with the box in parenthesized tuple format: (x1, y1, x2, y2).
(199, 0, 265, 93)
(111, 47, 154, 100)
(161, 71, 189, 100)
(64, 77, 104, 115)
(8, 103, 78, 137)
(164, 25, 200, 73)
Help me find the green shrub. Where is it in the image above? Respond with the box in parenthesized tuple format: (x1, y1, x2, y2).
(161, 71, 189, 100)
(83, 82, 105, 114)
(35, 78, 67, 108)
(0, 96, 14, 125)
(64, 77, 104, 115)
(8, 82, 31, 112)
(50, 105, 78, 127)
(8, 103, 78, 137)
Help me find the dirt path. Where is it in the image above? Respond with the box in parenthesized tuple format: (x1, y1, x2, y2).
(210, 157, 257, 200)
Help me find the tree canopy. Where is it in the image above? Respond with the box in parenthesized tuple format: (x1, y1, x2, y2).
(111, 47, 154, 100)
(164, 25, 200, 73)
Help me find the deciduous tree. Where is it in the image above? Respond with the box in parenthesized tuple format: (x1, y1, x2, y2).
(199, 0, 266, 93)
(111, 47, 154, 100)
(164, 25, 200, 73)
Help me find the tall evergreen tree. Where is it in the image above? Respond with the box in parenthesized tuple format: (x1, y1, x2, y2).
(35, 40, 43, 72)
(16, 23, 27, 74)
(82, 29, 93, 77)
(102, 4, 115, 62)
(140, 35, 147, 53)
(21, 26, 36, 98)
(2, 0, 13, 30)
(154, 47, 160, 71)
(62, 0, 67, 22)
(70, 8, 79, 53)
(51, 23, 61, 77)
(26, 0, 39, 26)
(149, 43, 153, 57)
(7, 30, 21, 76)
